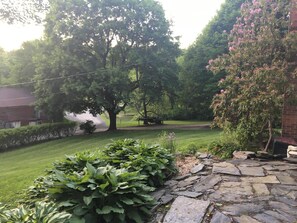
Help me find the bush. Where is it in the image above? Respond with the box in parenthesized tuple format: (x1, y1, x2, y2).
(179, 143, 200, 156)
(158, 131, 176, 153)
(0, 202, 71, 223)
(102, 139, 177, 187)
(0, 122, 77, 152)
(25, 139, 177, 223)
(208, 141, 240, 159)
(28, 165, 155, 223)
(79, 120, 96, 134)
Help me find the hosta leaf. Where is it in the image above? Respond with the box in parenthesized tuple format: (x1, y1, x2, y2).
(83, 196, 93, 206)
(96, 205, 124, 215)
(68, 215, 86, 223)
(120, 197, 134, 205)
(127, 209, 144, 223)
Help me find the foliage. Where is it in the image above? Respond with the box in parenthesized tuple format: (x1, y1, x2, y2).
(178, 0, 247, 120)
(208, 130, 242, 159)
(0, 48, 11, 85)
(0, 127, 221, 205)
(209, 0, 297, 150)
(0, 0, 49, 24)
(102, 139, 177, 187)
(179, 143, 200, 156)
(79, 120, 96, 135)
(27, 162, 155, 223)
(35, 0, 178, 131)
(0, 201, 71, 223)
(0, 122, 77, 151)
(158, 131, 177, 153)
(7, 40, 41, 86)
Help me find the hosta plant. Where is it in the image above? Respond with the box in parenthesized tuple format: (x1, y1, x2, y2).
(102, 139, 177, 187)
(0, 202, 71, 223)
(46, 164, 155, 223)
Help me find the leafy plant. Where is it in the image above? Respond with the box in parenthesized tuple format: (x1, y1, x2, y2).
(208, 131, 242, 159)
(158, 131, 176, 153)
(44, 165, 154, 223)
(0, 202, 71, 223)
(179, 143, 200, 155)
(79, 120, 96, 134)
(102, 139, 177, 187)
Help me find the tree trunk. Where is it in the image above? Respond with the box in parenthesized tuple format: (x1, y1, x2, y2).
(264, 120, 273, 152)
(143, 96, 148, 125)
(107, 109, 117, 131)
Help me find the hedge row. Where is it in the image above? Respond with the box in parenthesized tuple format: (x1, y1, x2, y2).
(0, 122, 77, 151)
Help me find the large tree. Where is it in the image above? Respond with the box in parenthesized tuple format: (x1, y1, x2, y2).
(209, 0, 297, 150)
(178, 0, 247, 120)
(35, 0, 177, 130)
(131, 38, 180, 122)
(0, 0, 48, 23)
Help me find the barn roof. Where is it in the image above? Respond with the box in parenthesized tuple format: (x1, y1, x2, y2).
(0, 87, 35, 108)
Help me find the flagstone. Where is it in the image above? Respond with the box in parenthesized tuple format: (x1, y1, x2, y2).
(163, 196, 210, 223)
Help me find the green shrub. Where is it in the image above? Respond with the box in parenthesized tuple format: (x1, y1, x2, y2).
(0, 122, 77, 152)
(24, 139, 176, 222)
(0, 202, 71, 223)
(102, 139, 177, 187)
(158, 131, 176, 153)
(79, 120, 96, 134)
(207, 141, 239, 159)
(179, 143, 200, 155)
(31, 165, 155, 223)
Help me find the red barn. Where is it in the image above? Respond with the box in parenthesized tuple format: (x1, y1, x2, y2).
(0, 87, 48, 128)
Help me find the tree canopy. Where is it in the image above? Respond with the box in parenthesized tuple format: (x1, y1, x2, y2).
(34, 0, 178, 130)
(177, 0, 247, 120)
(209, 0, 297, 149)
(0, 0, 48, 23)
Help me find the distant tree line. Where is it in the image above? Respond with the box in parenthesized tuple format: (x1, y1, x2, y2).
(0, 0, 248, 130)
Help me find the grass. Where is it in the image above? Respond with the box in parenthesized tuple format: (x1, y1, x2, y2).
(101, 112, 211, 128)
(0, 127, 220, 205)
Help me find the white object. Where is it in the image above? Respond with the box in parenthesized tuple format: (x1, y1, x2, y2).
(64, 110, 107, 129)
(287, 145, 297, 158)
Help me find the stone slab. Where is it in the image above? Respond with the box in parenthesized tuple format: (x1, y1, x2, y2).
(252, 183, 270, 196)
(221, 203, 264, 216)
(151, 189, 166, 201)
(191, 164, 205, 174)
(238, 166, 265, 177)
(163, 196, 210, 223)
(193, 175, 222, 192)
(253, 213, 282, 223)
(265, 210, 297, 223)
(213, 162, 241, 176)
(210, 211, 232, 223)
(241, 175, 280, 184)
(234, 215, 261, 223)
(269, 201, 297, 216)
(160, 194, 175, 205)
(172, 191, 203, 198)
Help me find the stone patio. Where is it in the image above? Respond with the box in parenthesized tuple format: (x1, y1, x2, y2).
(150, 155, 297, 223)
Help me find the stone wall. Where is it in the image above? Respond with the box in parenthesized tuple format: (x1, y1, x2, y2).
(282, 0, 297, 140)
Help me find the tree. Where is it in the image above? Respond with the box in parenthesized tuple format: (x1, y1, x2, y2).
(209, 0, 297, 150)
(35, 0, 176, 130)
(0, 0, 48, 23)
(178, 0, 247, 120)
(0, 48, 10, 85)
(8, 40, 41, 86)
(131, 39, 180, 123)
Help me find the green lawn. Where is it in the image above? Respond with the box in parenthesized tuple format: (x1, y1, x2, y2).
(0, 128, 220, 205)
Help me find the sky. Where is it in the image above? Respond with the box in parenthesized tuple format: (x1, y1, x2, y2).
(0, 0, 225, 51)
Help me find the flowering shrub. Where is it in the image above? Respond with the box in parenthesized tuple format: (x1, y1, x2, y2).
(209, 0, 297, 150)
